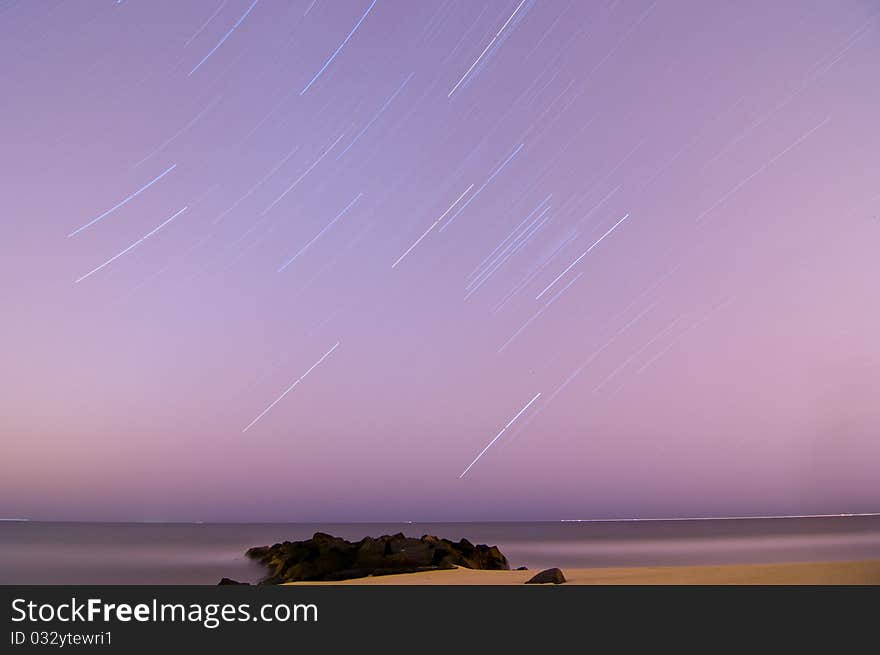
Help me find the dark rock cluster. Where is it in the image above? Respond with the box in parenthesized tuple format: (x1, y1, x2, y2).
(245, 532, 510, 583)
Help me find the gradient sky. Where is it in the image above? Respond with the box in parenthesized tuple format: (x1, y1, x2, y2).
(1, 0, 878, 522)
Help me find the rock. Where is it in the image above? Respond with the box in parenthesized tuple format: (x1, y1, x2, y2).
(524, 568, 566, 584)
(245, 532, 510, 584)
(217, 578, 249, 585)
(516, 566, 529, 570)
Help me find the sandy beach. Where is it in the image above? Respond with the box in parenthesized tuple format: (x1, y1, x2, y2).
(284, 559, 880, 585)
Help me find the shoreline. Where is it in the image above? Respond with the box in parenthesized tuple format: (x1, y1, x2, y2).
(283, 559, 880, 585)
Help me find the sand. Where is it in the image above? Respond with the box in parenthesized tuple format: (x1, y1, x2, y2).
(283, 559, 880, 585)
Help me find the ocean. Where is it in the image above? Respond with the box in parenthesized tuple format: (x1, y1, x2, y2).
(1, 516, 879, 584)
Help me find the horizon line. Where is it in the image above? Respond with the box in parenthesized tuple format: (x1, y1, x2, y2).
(3, 512, 879, 525)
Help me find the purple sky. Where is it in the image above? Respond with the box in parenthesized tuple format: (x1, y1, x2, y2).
(1, 1, 878, 522)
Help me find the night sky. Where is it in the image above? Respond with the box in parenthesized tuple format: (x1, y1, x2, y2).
(1, 0, 878, 522)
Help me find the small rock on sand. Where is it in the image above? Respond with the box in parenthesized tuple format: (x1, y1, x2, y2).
(525, 568, 566, 584)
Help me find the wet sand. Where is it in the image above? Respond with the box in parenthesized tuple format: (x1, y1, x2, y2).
(284, 559, 880, 585)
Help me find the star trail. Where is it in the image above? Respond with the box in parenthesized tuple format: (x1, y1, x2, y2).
(1, 0, 878, 521)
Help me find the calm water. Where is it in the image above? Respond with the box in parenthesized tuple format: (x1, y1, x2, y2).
(1, 517, 879, 584)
